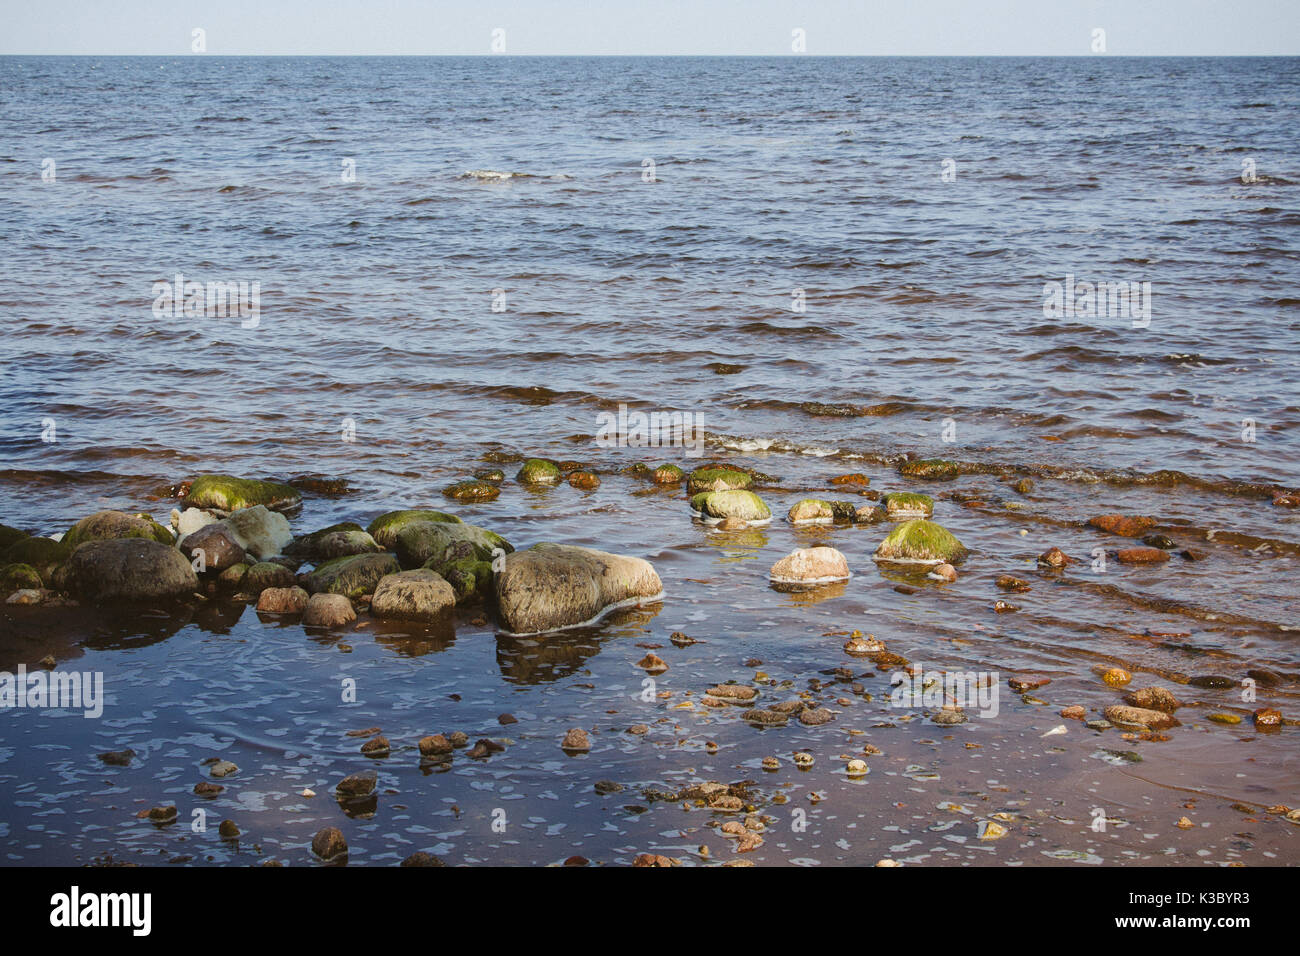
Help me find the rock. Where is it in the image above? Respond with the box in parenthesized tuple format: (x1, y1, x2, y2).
(690, 490, 771, 523)
(899, 458, 960, 480)
(787, 499, 833, 524)
(0, 536, 71, 584)
(1253, 708, 1283, 728)
(632, 853, 675, 867)
(418, 734, 453, 756)
(1116, 546, 1171, 564)
(443, 479, 501, 502)
(218, 820, 240, 838)
(394, 520, 511, 571)
(186, 474, 301, 513)
(209, 759, 238, 778)
(1103, 705, 1180, 730)
(475, 468, 505, 483)
(241, 561, 296, 595)
(400, 852, 445, 867)
(216, 562, 249, 590)
(829, 473, 871, 487)
(147, 805, 178, 824)
(97, 749, 135, 766)
(1060, 705, 1087, 720)
(303, 593, 356, 628)
(978, 820, 1008, 840)
(1037, 547, 1074, 569)
(798, 707, 835, 726)
(0, 563, 43, 594)
(370, 570, 456, 623)
(179, 524, 245, 571)
(305, 553, 400, 598)
(883, 492, 934, 519)
(173, 507, 219, 538)
(1207, 713, 1241, 725)
(311, 826, 348, 861)
(992, 600, 1018, 613)
(289, 523, 381, 560)
(1088, 514, 1157, 538)
(854, 504, 886, 524)
(568, 471, 601, 490)
(1012, 478, 1034, 494)
(193, 781, 223, 796)
(64, 510, 173, 549)
(873, 519, 968, 565)
(1124, 687, 1180, 712)
(256, 585, 309, 614)
(360, 736, 390, 757)
(707, 684, 757, 702)
(56, 539, 198, 603)
(995, 574, 1031, 592)
(686, 467, 751, 496)
(1101, 667, 1132, 687)
(466, 738, 504, 759)
(769, 546, 850, 586)
(933, 707, 968, 725)
(495, 543, 662, 635)
(1142, 534, 1177, 549)
(365, 509, 460, 549)
(651, 464, 684, 484)
(931, 563, 958, 582)
(0, 524, 28, 550)
(335, 770, 377, 798)
(5, 588, 44, 605)
(498, 713, 517, 725)
(1008, 675, 1051, 692)
(847, 759, 868, 776)
(561, 728, 591, 752)
(447, 731, 468, 747)
(1188, 675, 1234, 688)
(637, 653, 668, 673)
(516, 458, 562, 485)
(220, 506, 292, 561)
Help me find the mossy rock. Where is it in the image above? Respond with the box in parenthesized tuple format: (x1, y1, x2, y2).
(443, 480, 501, 502)
(63, 510, 174, 550)
(304, 553, 401, 598)
(474, 468, 505, 483)
(652, 464, 684, 484)
(241, 561, 296, 596)
(289, 522, 380, 560)
(217, 562, 251, 590)
(686, 467, 752, 496)
(516, 459, 562, 485)
(429, 550, 494, 604)
(899, 459, 960, 481)
(623, 463, 651, 477)
(0, 563, 42, 594)
(365, 509, 461, 549)
(873, 519, 967, 565)
(788, 499, 833, 524)
(690, 490, 771, 523)
(187, 474, 302, 513)
(0, 536, 71, 584)
(0, 525, 28, 551)
(829, 501, 859, 522)
(395, 521, 512, 571)
(883, 492, 935, 519)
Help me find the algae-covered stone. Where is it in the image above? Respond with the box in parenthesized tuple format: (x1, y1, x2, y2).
(855, 504, 886, 524)
(186, 474, 302, 513)
(495, 543, 663, 635)
(883, 492, 934, 520)
(63, 510, 174, 550)
(686, 467, 751, 496)
(217, 561, 250, 590)
(567, 471, 600, 490)
(289, 523, 381, 560)
(220, 505, 292, 561)
(0, 525, 28, 551)
(56, 538, 198, 603)
(370, 569, 456, 623)
(442, 479, 501, 502)
(0, 536, 71, 584)
(690, 490, 771, 524)
(241, 561, 296, 596)
(899, 459, 960, 480)
(395, 521, 512, 571)
(516, 458, 562, 485)
(873, 519, 967, 565)
(652, 464, 684, 484)
(365, 509, 461, 549)
(305, 553, 400, 598)
(787, 499, 833, 524)
(430, 546, 494, 603)
(0, 563, 43, 594)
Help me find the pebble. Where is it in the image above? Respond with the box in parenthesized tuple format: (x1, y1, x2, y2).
(978, 820, 1008, 840)
(561, 728, 591, 752)
(1060, 705, 1087, 721)
(360, 736, 390, 757)
(793, 751, 814, 768)
(194, 781, 224, 796)
(1101, 667, 1132, 687)
(1253, 708, 1283, 728)
(846, 759, 868, 777)
(218, 819, 240, 838)
(209, 760, 238, 778)
(637, 653, 668, 673)
(931, 563, 958, 582)
(311, 826, 348, 861)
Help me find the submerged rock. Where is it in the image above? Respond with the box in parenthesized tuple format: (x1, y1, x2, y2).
(568, 470, 600, 490)
(241, 561, 296, 595)
(370, 570, 456, 623)
(690, 490, 771, 523)
(883, 492, 934, 520)
(686, 467, 751, 496)
(365, 509, 461, 549)
(64, 510, 173, 549)
(1088, 514, 1157, 538)
(304, 553, 400, 598)
(1116, 546, 1170, 564)
(1103, 705, 1180, 731)
(652, 464, 684, 484)
(442, 479, 501, 502)
(56, 539, 197, 603)
(899, 458, 960, 480)
(495, 543, 662, 635)
(220, 505, 292, 561)
(873, 519, 968, 565)
(1037, 547, 1074, 569)
(1124, 686, 1180, 712)
(769, 546, 850, 586)
(186, 474, 302, 513)
(516, 458, 562, 485)
(854, 504, 886, 524)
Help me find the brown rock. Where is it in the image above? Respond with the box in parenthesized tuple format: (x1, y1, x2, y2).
(996, 574, 1032, 592)
(303, 592, 356, 628)
(1254, 708, 1283, 728)
(311, 826, 347, 861)
(400, 851, 445, 866)
(179, 524, 246, 571)
(561, 728, 591, 752)
(1103, 705, 1180, 730)
(931, 563, 958, 582)
(1089, 515, 1157, 537)
(1060, 705, 1087, 720)
(637, 653, 668, 674)
(1124, 686, 1180, 712)
(256, 585, 309, 614)
(1117, 547, 1171, 564)
(1008, 675, 1051, 692)
(1037, 547, 1074, 569)
(418, 734, 452, 756)
(360, 736, 390, 757)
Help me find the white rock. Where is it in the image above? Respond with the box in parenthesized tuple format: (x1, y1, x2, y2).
(173, 506, 219, 538)
(220, 505, 292, 561)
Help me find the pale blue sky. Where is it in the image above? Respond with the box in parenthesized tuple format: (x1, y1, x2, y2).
(2, 0, 1296, 55)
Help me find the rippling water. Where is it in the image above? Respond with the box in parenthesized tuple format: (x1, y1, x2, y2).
(1, 56, 1298, 866)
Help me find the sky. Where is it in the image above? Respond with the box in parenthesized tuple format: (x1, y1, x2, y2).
(1, 0, 1297, 56)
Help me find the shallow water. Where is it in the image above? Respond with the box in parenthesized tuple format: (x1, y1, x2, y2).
(0, 56, 1298, 865)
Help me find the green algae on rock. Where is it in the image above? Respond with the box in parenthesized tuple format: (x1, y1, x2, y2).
(365, 509, 461, 549)
(395, 520, 512, 571)
(516, 458, 562, 485)
(873, 519, 968, 565)
(186, 474, 302, 513)
(63, 510, 174, 549)
(686, 467, 751, 496)
(304, 553, 400, 598)
(288, 522, 381, 560)
(899, 458, 961, 480)
(442, 479, 501, 502)
(882, 492, 935, 520)
(0, 535, 71, 585)
(652, 464, 684, 484)
(690, 490, 772, 524)
(240, 561, 297, 596)
(0, 563, 43, 595)
(0, 525, 31, 550)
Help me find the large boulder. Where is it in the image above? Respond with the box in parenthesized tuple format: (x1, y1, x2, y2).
(304, 553, 400, 598)
(55, 538, 198, 603)
(220, 506, 292, 561)
(495, 543, 663, 635)
(787, 499, 833, 524)
(370, 570, 456, 623)
(63, 510, 174, 549)
(179, 523, 246, 572)
(0, 525, 28, 550)
(365, 509, 461, 549)
(186, 474, 301, 513)
(394, 521, 511, 570)
(690, 490, 771, 524)
(873, 519, 967, 565)
(0, 536, 71, 584)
